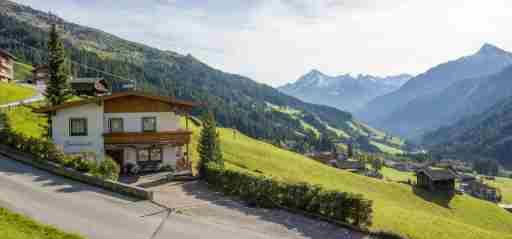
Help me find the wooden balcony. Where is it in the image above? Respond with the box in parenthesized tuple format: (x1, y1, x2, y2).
(103, 130, 192, 146)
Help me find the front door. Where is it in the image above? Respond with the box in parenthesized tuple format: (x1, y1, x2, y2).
(106, 149, 124, 173)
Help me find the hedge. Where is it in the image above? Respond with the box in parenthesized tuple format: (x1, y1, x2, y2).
(204, 162, 373, 229)
(0, 129, 115, 180)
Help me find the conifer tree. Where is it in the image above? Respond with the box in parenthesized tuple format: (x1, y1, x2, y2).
(198, 111, 224, 176)
(45, 23, 72, 106)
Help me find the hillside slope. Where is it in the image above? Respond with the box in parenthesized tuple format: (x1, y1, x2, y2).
(357, 44, 512, 138)
(279, 70, 411, 112)
(0, 82, 36, 105)
(0, 0, 402, 153)
(185, 121, 512, 239)
(423, 96, 512, 168)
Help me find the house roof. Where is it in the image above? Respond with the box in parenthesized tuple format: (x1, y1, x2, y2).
(337, 161, 365, 170)
(33, 91, 199, 113)
(417, 168, 456, 181)
(0, 49, 16, 60)
(70, 77, 104, 84)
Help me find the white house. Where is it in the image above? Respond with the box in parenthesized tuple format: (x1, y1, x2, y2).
(34, 91, 198, 173)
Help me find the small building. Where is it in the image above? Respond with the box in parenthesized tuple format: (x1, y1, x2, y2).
(465, 180, 501, 202)
(336, 161, 365, 171)
(31, 64, 50, 85)
(416, 168, 456, 191)
(33, 91, 198, 174)
(0, 49, 16, 83)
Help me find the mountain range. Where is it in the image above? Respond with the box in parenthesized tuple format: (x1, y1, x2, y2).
(279, 70, 411, 112)
(356, 43, 512, 140)
(0, 0, 403, 153)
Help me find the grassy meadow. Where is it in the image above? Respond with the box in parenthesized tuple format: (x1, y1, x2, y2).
(0, 82, 37, 105)
(0, 208, 84, 239)
(185, 120, 512, 239)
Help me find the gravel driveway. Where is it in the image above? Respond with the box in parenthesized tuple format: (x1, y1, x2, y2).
(150, 181, 365, 239)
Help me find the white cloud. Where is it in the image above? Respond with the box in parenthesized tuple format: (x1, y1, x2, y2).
(11, 0, 512, 87)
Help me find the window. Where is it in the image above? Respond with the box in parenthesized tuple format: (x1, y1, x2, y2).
(142, 117, 157, 132)
(137, 148, 162, 164)
(109, 118, 124, 133)
(69, 118, 87, 136)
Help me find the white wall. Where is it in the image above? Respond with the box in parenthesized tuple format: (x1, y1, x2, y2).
(103, 112, 181, 133)
(52, 103, 104, 160)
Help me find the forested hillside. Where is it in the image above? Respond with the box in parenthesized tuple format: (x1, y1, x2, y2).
(424, 96, 512, 168)
(0, 0, 402, 153)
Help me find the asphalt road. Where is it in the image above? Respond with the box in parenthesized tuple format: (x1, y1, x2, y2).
(0, 154, 305, 239)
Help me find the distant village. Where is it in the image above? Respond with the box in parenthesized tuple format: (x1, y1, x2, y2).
(307, 147, 506, 207)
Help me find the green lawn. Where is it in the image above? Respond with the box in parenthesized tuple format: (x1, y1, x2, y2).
(4, 104, 47, 138)
(185, 120, 512, 239)
(0, 82, 37, 105)
(0, 208, 84, 239)
(13, 62, 33, 81)
(381, 166, 416, 183)
(488, 177, 512, 204)
(370, 141, 404, 155)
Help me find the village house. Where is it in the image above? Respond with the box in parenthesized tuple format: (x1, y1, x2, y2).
(33, 91, 198, 174)
(70, 77, 109, 96)
(462, 180, 501, 202)
(416, 168, 456, 191)
(0, 49, 16, 83)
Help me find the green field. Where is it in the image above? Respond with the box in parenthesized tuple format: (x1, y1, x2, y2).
(488, 177, 512, 204)
(370, 141, 404, 155)
(0, 208, 84, 239)
(185, 121, 512, 239)
(4, 104, 47, 138)
(13, 62, 33, 81)
(0, 82, 37, 105)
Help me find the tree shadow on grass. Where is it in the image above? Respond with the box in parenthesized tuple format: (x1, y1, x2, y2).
(412, 185, 455, 209)
(161, 181, 367, 239)
(0, 156, 141, 203)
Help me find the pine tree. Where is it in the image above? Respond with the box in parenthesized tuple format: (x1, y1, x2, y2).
(198, 111, 224, 176)
(45, 23, 72, 106)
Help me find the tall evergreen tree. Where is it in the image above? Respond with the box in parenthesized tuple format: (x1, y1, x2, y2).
(198, 110, 224, 176)
(45, 23, 72, 106)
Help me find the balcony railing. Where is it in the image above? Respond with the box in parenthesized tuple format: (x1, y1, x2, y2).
(103, 130, 192, 145)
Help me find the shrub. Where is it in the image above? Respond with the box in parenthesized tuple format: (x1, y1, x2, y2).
(368, 231, 408, 239)
(93, 156, 120, 181)
(203, 163, 373, 229)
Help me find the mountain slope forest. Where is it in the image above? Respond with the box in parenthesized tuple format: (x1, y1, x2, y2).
(423, 96, 512, 169)
(279, 69, 411, 112)
(0, 0, 403, 153)
(357, 44, 512, 139)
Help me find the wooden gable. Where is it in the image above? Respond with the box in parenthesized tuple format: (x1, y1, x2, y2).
(104, 95, 178, 113)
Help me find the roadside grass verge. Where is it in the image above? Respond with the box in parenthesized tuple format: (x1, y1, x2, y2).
(0, 207, 85, 239)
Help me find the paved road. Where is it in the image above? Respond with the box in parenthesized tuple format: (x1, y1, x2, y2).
(0, 155, 343, 239)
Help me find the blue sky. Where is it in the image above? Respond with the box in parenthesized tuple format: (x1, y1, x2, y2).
(12, 0, 512, 86)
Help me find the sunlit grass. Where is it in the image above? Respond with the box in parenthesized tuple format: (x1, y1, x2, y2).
(185, 119, 512, 239)
(0, 208, 85, 239)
